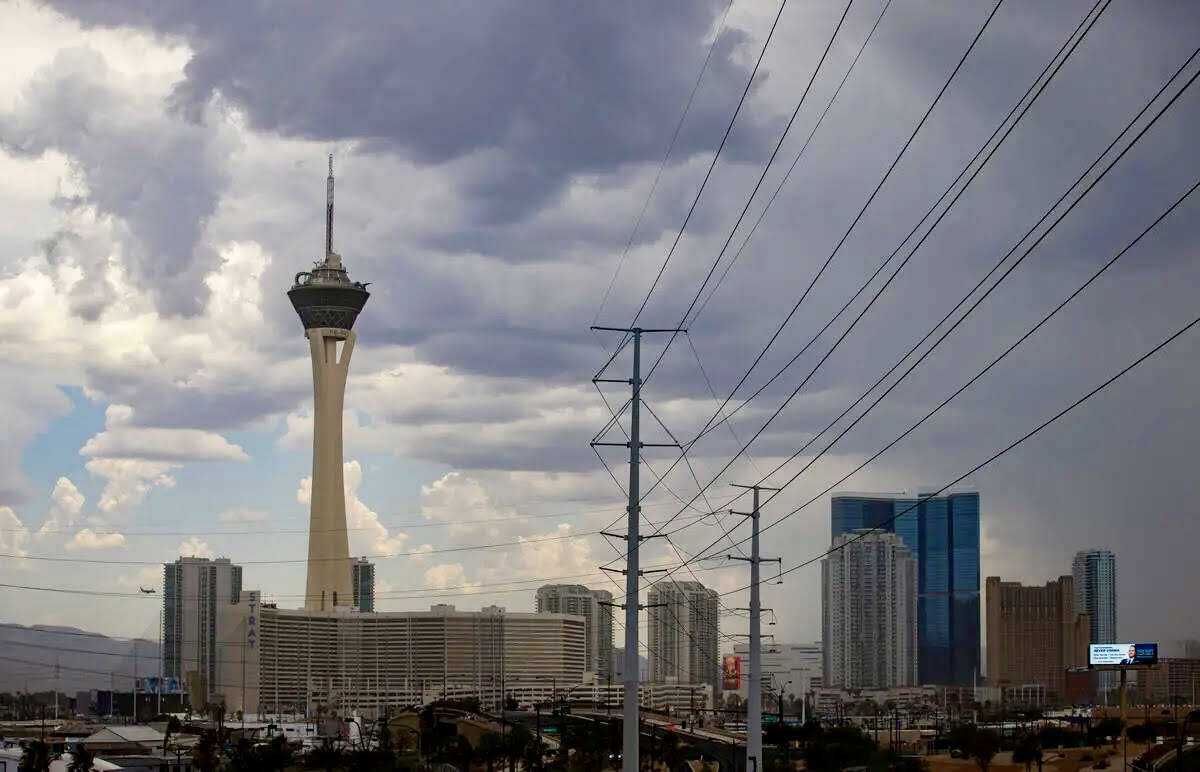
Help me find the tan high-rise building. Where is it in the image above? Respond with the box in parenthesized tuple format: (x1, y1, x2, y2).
(288, 157, 370, 610)
(985, 575, 1090, 700)
(536, 584, 613, 677)
(648, 581, 720, 693)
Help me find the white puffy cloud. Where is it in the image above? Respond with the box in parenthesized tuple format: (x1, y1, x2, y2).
(65, 527, 126, 550)
(419, 471, 516, 538)
(0, 507, 31, 557)
(116, 564, 161, 589)
(178, 536, 213, 559)
(511, 523, 596, 579)
(36, 476, 84, 537)
(85, 457, 178, 515)
(297, 459, 407, 556)
(81, 426, 248, 462)
(423, 563, 478, 590)
(216, 507, 270, 525)
(81, 404, 248, 462)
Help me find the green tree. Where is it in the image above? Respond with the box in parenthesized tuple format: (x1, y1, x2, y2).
(67, 744, 95, 772)
(307, 738, 350, 770)
(228, 737, 259, 771)
(1088, 718, 1124, 749)
(21, 740, 51, 772)
(1012, 732, 1043, 772)
(449, 735, 475, 770)
(191, 730, 222, 772)
(478, 731, 506, 772)
(803, 725, 875, 772)
(968, 728, 1000, 772)
(505, 725, 534, 771)
(347, 747, 401, 770)
(258, 735, 297, 770)
(163, 714, 182, 753)
(659, 731, 686, 771)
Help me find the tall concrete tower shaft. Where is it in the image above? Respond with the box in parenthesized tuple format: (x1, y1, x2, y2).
(287, 156, 370, 610)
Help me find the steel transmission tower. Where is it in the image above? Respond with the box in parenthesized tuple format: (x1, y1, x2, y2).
(592, 326, 681, 772)
(730, 483, 781, 772)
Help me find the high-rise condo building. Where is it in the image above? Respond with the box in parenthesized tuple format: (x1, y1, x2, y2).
(822, 530, 918, 689)
(1072, 549, 1117, 694)
(352, 558, 375, 613)
(535, 584, 614, 677)
(831, 490, 981, 685)
(984, 575, 1090, 699)
(162, 556, 243, 701)
(648, 581, 720, 693)
(288, 157, 370, 610)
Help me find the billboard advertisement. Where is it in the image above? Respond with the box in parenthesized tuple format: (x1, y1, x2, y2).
(1089, 642, 1158, 667)
(721, 655, 741, 691)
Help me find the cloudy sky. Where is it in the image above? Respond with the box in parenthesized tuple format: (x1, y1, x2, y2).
(0, 0, 1197, 672)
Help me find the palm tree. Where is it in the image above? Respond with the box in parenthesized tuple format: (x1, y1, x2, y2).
(1012, 732, 1044, 772)
(505, 725, 534, 771)
(449, 735, 475, 770)
(478, 731, 505, 772)
(191, 729, 222, 771)
(21, 740, 52, 772)
(163, 715, 182, 754)
(307, 738, 349, 770)
(67, 744, 96, 772)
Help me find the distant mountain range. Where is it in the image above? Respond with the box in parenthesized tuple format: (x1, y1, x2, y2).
(0, 623, 159, 694)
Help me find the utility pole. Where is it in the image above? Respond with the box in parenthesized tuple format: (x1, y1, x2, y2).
(729, 483, 781, 772)
(591, 325, 682, 772)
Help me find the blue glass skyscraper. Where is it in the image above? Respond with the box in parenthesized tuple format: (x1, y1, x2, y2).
(831, 491, 981, 686)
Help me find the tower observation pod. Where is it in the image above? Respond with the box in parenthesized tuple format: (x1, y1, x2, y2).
(287, 156, 370, 610)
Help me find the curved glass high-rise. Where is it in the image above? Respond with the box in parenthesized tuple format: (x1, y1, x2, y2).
(1072, 548, 1117, 694)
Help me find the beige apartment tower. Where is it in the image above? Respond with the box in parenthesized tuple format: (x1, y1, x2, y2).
(288, 157, 371, 610)
(984, 575, 1090, 700)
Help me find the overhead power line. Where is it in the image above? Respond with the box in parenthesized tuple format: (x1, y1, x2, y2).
(593, 0, 737, 325)
(623, 42, 1199, 599)
(0, 510, 715, 567)
(675, 166, 1200, 587)
(594, 0, 794, 379)
(638, 0, 858, 385)
(630, 0, 1109, 521)
(728, 309, 1200, 594)
(601, 0, 1010, 555)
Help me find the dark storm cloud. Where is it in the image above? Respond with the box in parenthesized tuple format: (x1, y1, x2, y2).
(16, 0, 1200, 643)
(45, 0, 779, 226)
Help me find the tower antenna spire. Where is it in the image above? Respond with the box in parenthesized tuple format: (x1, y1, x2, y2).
(326, 154, 334, 256)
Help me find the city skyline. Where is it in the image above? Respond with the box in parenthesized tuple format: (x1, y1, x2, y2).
(0, 0, 1196, 660)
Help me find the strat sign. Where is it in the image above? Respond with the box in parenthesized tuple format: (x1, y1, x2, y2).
(1089, 642, 1158, 667)
(246, 591, 259, 650)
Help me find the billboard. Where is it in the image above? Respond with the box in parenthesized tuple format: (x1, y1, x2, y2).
(721, 655, 741, 691)
(1089, 642, 1158, 667)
